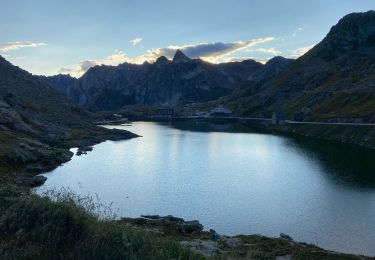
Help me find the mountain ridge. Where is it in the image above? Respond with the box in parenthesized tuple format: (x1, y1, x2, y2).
(219, 10, 375, 122)
(39, 52, 291, 111)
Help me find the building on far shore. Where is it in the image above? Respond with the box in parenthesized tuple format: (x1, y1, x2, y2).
(272, 112, 285, 124)
(210, 105, 232, 117)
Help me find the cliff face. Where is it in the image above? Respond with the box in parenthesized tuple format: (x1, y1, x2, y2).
(133, 55, 263, 107)
(37, 74, 76, 95)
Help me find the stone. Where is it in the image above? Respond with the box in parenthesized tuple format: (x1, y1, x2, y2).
(163, 215, 184, 222)
(29, 175, 47, 187)
(180, 239, 220, 256)
(141, 215, 161, 220)
(209, 229, 220, 241)
(280, 233, 294, 241)
(178, 220, 203, 234)
(76, 146, 93, 155)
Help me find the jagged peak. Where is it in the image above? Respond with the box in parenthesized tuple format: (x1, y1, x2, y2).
(172, 49, 191, 63)
(155, 56, 170, 64)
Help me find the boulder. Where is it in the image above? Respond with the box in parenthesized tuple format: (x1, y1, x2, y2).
(141, 214, 161, 220)
(280, 233, 294, 241)
(209, 229, 220, 241)
(141, 214, 184, 222)
(163, 215, 184, 222)
(178, 220, 203, 234)
(29, 175, 47, 187)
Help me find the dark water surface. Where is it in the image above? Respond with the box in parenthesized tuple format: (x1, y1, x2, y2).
(36, 121, 375, 256)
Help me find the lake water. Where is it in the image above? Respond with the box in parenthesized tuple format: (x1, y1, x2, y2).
(35, 121, 375, 256)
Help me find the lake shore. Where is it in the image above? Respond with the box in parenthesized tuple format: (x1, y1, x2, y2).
(119, 215, 372, 259)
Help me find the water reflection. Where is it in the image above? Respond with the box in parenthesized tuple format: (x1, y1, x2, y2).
(170, 120, 375, 189)
(282, 137, 375, 189)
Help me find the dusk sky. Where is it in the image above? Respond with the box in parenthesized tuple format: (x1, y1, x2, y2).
(1, 0, 374, 77)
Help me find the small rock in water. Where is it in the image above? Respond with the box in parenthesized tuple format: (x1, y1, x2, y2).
(280, 233, 294, 241)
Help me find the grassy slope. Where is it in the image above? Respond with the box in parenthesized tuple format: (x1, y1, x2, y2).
(0, 194, 201, 259)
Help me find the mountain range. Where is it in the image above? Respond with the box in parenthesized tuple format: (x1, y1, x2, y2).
(39, 11, 375, 123)
(38, 50, 293, 111)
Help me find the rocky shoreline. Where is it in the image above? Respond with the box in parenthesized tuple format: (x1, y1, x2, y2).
(0, 126, 139, 197)
(119, 215, 371, 259)
(274, 123, 375, 150)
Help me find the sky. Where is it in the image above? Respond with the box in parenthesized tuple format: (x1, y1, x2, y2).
(0, 0, 374, 77)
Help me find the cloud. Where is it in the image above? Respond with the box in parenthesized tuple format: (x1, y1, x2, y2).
(0, 41, 47, 52)
(290, 44, 315, 58)
(256, 47, 280, 55)
(292, 27, 303, 37)
(132, 37, 275, 63)
(221, 56, 271, 64)
(59, 37, 275, 77)
(59, 51, 129, 77)
(130, 38, 143, 46)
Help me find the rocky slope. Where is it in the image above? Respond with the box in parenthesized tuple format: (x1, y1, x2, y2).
(0, 55, 137, 189)
(225, 11, 375, 122)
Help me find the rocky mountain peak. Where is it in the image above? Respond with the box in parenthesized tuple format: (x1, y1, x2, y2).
(155, 56, 170, 65)
(330, 11, 375, 45)
(307, 10, 375, 59)
(172, 49, 191, 63)
(0, 55, 12, 67)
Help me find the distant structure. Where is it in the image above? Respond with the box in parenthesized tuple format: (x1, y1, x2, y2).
(272, 112, 285, 124)
(210, 105, 232, 116)
(193, 111, 209, 118)
(157, 107, 174, 117)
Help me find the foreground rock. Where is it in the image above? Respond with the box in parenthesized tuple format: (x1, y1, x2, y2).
(141, 215, 203, 234)
(28, 176, 47, 187)
(280, 233, 294, 241)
